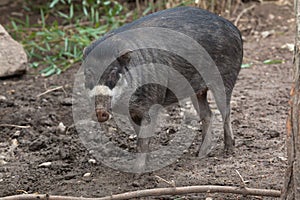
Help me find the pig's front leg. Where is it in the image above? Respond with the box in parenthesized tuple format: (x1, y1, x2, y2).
(132, 105, 161, 173)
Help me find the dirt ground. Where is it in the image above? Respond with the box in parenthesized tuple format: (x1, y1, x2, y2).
(0, 2, 295, 199)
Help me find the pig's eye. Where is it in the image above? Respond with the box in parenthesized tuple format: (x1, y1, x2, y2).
(106, 70, 120, 89)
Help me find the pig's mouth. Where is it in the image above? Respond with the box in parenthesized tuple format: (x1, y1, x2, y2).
(96, 108, 111, 122)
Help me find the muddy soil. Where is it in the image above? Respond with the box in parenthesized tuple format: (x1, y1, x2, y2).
(0, 2, 295, 199)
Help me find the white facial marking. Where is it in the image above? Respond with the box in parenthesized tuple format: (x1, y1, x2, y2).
(111, 74, 128, 98)
(89, 85, 112, 97)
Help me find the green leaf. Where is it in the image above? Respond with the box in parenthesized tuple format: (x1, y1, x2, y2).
(56, 68, 62, 75)
(241, 63, 253, 68)
(40, 9, 46, 28)
(83, 6, 88, 16)
(25, 15, 30, 27)
(64, 38, 69, 52)
(45, 42, 51, 51)
(143, 7, 152, 16)
(69, 3, 74, 19)
(103, 1, 111, 6)
(95, 10, 99, 23)
(58, 11, 69, 19)
(263, 59, 284, 65)
(41, 66, 57, 77)
(31, 62, 40, 68)
(11, 21, 18, 31)
(49, 0, 59, 8)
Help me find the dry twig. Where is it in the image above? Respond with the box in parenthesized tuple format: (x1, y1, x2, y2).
(235, 169, 248, 188)
(0, 124, 30, 129)
(234, 4, 256, 26)
(155, 175, 176, 187)
(36, 86, 65, 98)
(1, 185, 281, 200)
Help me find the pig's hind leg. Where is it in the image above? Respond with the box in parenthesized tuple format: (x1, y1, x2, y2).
(192, 90, 215, 158)
(222, 93, 235, 154)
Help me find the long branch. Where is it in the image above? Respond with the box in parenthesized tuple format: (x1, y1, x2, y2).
(1, 185, 281, 200)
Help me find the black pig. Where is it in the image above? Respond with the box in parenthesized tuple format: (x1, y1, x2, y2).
(83, 6, 243, 170)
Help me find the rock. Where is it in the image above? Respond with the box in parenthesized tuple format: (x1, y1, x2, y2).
(38, 162, 52, 167)
(261, 30, 275, 38)
(56, 122, 66, 134)
(0, 95, 6, 100)
(83, 172, 91, 177)
(0, 24, 27, 78)
(60, 97, 73, 106)
(88, 158, 96, 164)
(13, 130, 21, 138)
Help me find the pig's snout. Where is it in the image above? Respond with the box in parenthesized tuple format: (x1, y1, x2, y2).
(96, 109, 110, 122)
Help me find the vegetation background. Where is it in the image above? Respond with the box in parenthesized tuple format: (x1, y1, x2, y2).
(4, 0, 245, 76)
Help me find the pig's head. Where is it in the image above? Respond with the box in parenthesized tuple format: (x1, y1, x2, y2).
(85, 49, 133, 123)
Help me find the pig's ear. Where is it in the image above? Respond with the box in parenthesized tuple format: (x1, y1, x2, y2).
(117, 49, 132, 66)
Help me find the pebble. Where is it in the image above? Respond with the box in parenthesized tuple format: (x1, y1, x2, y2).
(88, 158, 96, 164)
(0, 95, 7, 100)
(83, 172, 91, 177)
(13, 130, 21, 138)
(38, 162, 52, 167)
(0, 159, 7, 165)
(11, 139, 18, 148)
(129, 134, 137, 139)
(56, 122, 66, 134)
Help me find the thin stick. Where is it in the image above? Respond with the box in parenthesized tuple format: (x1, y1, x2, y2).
(136, 0, 140, 14)
(232, 0, 241, 16)
(234, 4, 256, 26)
(235, 169, 247, 188)
(155, 175, 176, 187)
(0, 124, 30, 129)
(1, 185, 281, 200)
(36, 86, 65, 98)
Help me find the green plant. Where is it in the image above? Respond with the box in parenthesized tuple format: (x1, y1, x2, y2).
(6, 0, 239, 76)
(7, 0, 125, 76)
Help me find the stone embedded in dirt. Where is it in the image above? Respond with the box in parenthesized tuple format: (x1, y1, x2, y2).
(0, 95, 6, 100)
(56, 122, 66, 134)
(0, 24, 27, 78)
(0, 159, 7, 165)
(12, 130, 21, 138)
(83, 172, 91, 177)
(60, 97, 73, 106)
(281, 43, 294, 52)
(38, 162, 52, 167)
(261, 30, 275, 38)
(88, 158, 96, 164)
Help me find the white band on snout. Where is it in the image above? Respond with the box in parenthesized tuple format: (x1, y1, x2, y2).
(89, 85, 113, 97)
(88, 74, 129, 98)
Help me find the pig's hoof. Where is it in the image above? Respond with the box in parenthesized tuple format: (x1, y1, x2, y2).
(224, 146, 235, 156)
(198, 146, 213, 159)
